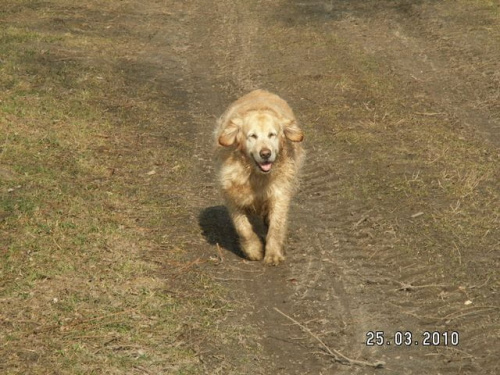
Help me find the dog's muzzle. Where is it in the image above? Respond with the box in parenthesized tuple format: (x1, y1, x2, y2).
(254, 148, 274, 173)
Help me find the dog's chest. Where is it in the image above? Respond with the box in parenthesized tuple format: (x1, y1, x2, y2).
(224, 178, 271, 208)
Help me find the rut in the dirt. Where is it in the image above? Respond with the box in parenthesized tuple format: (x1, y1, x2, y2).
(183, 1, 499, 374)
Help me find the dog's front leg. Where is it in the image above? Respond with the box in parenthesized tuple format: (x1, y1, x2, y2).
(229, 205, 264, 261)
(263, 197, 290, 266)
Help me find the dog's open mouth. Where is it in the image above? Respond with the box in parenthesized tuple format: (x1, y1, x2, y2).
(257, 161, 273, 173)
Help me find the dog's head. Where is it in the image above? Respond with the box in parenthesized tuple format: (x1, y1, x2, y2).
(218, 110, 303, 174)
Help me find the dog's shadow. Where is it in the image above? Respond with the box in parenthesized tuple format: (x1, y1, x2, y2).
(199, 205, 267, 259)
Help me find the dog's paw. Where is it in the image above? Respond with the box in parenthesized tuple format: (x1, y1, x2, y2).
(263, 252, 285, 266)
(242, 241, 264, 261)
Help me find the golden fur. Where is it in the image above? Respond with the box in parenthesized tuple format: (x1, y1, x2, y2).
(214, 90, 304, 265)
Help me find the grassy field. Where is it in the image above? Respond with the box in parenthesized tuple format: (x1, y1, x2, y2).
(0, 2, 223, 373)
(1, 0, 499, 374)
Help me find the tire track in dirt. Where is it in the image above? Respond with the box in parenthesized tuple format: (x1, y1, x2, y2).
(323, 4, 500, 372)
(186, 1, 380, 373)
(135, 0, 498, 373)
(291, 149, 384, 373)
(210, 0, 262, 94)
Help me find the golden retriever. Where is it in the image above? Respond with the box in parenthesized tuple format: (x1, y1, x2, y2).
(214, 89, 304, 265)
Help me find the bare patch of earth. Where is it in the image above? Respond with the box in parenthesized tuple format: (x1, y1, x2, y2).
(3, 0, 498, 374)
(180, 1, 499, 374)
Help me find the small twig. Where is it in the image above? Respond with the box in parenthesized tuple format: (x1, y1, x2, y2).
(227, 265, 263, 273)
(216, 243, 224, 263)
(353, 215, 369, 228)
(274, 308, 385, 369)
(410, 211, 424, 218)
(133, 365, 153, 375)
(362, 276, 449, 292)
(395, 281, 449, 292)
(443, 346, 476, 360)
(52, 236, 63, 250)
(171, 258, 205, 279)
(414, 112, 445, 116)
(443, 306, 498, 324)
(401, 310, 443, 323)
(469, 276, 491, 290)
(402, 306, 499, 324)
(353, 209, 373, 228)
(31, 309, 134, 335)
(214, 277, 253, 282)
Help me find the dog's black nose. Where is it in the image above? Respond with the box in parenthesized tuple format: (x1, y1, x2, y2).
(260, 148, 271, 159)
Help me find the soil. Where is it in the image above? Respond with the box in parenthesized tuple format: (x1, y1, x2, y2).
(9, 0, 498, 373)
(146, 1, 499, 373)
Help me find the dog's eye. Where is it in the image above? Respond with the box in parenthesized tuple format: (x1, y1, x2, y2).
(248, 133, 258, 139)
(269, 132, 277, 138)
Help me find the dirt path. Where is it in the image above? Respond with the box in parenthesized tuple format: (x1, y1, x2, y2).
(42, 0, 497, 373)
(171, 1, 500, 373)
(2, 0, 498, 373)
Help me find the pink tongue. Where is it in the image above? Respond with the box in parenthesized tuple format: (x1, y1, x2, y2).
(260, 162, 272, 172)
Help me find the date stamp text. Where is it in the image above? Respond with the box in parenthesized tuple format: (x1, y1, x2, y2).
(365, 331, 459, 347)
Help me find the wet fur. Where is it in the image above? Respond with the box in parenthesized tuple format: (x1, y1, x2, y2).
(214, 90, 304, 265)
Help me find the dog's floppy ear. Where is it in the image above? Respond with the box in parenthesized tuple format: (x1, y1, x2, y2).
(283, 118, 304, 142)
(218, 117, 243, 147)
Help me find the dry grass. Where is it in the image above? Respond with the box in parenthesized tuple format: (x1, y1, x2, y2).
(0, 2, 230, 373)
(262, 1, 500, 284)
(2, 0, 499, 373)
